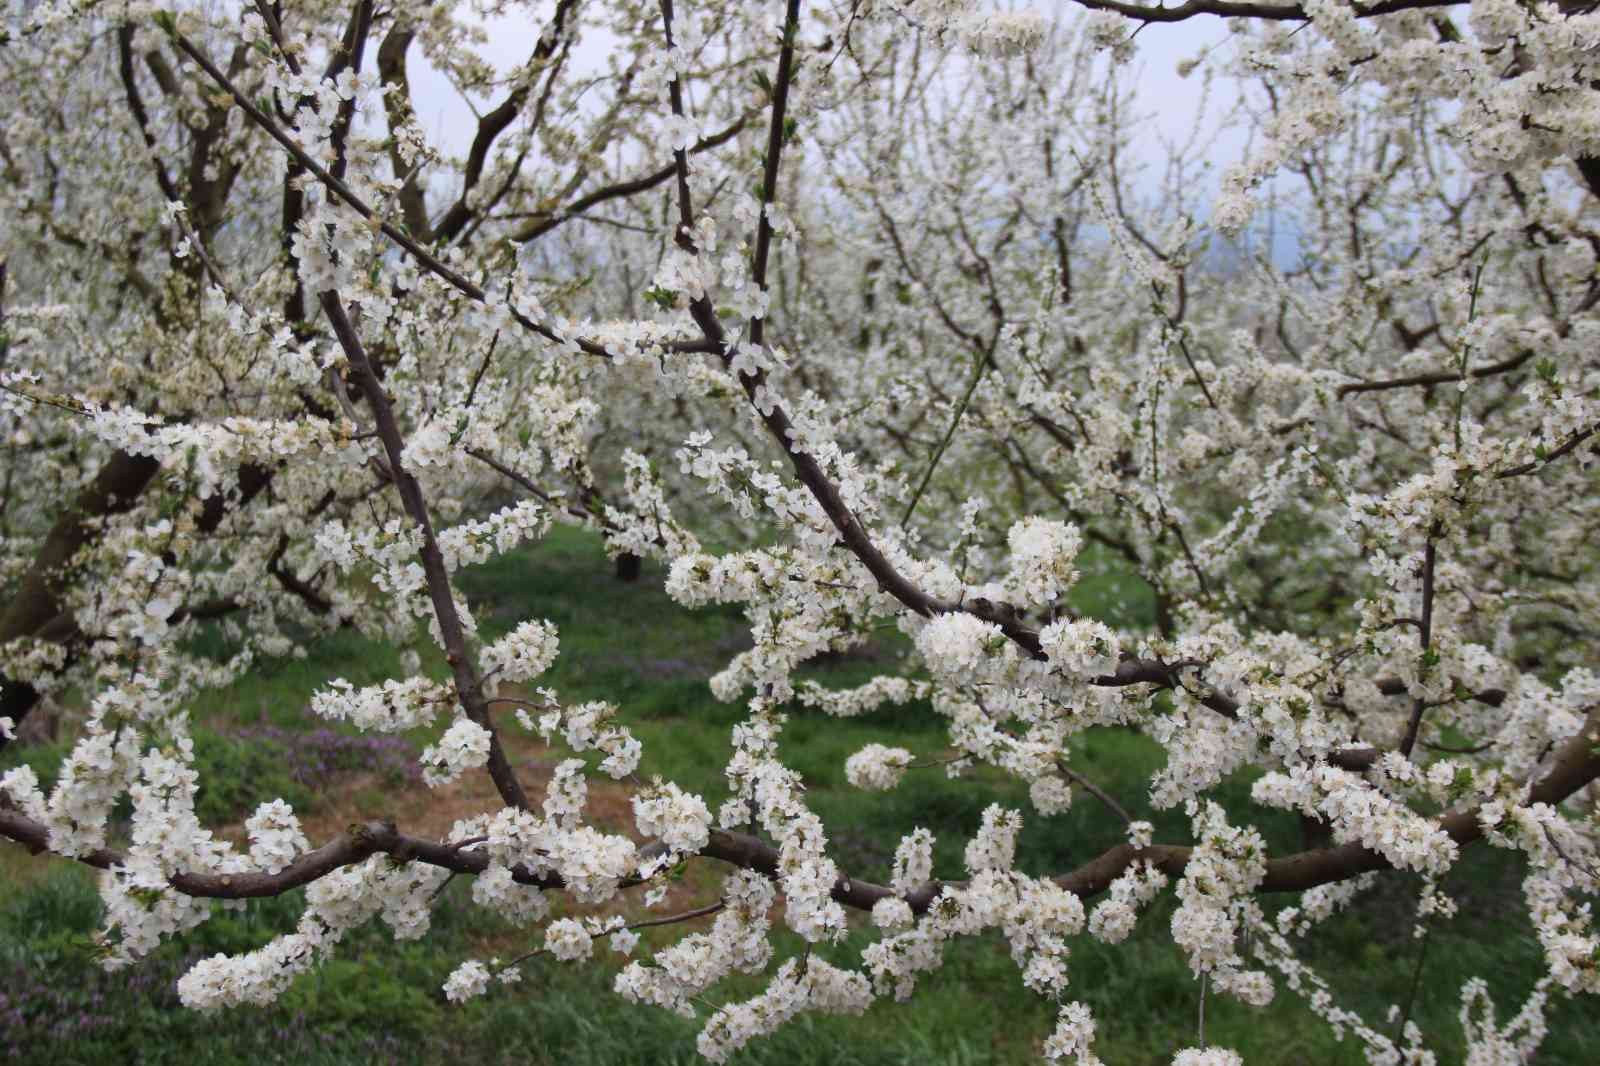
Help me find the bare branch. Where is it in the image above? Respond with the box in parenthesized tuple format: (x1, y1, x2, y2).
(1061, 0, 1468, 25)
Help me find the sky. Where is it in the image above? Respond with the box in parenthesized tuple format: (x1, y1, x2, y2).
(401, 5, 1250, 204)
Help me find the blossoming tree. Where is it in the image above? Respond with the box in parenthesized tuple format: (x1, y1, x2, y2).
(2, 0, 1598, 1062)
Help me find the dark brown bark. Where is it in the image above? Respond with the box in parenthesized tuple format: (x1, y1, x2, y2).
(614, 551, 643, 582)
(1576, 156, 1600, 202)
(5, 700, 1595, 911)
(430, 0, 580, 246)
(320, 293, 530, 812)
(0, 450, 160, 749)
(376, 16, 432, 242)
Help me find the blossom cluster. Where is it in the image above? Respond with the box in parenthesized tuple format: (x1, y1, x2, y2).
(2, 1, 1600, 1063)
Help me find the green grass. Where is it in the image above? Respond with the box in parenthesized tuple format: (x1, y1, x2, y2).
(3, 524, 1597, 1064)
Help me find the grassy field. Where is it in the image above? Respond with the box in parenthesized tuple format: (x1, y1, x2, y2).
(3, 525, 1595, 1064)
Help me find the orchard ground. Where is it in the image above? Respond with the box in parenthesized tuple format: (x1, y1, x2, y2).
(3, 526, 1594, 1065)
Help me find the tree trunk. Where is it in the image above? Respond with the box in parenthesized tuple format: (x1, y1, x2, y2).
(614, 551, 642, 582)
(0, 450, 160, 749)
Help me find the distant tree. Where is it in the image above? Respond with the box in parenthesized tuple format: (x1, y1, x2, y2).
(2, 1, 1597, 1061)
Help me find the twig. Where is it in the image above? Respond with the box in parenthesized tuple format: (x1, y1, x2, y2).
(900, 344, 990, 528)
(1392, 919, 1433, 1045)
(1452, 255, 1488, 453)
(1057, 760, 1134, 826)
(1494, 421, 1600, 479)
(1398, 533, 1438, 759)
(158, 23, 621, 361)
(495, 900, 727, 972)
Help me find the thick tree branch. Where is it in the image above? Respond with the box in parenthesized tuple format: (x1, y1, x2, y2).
(326, 1, 375, 185)
(7, 700, 1594, 913)
(116, 26, 181, 207)
(319, 292, 531, 811)
(1061, 0, 1467, 24)
(432, 0, 580, 245)
(375, 17, 433, 242)
(746, 1, 799, 351)
(1337, 349, 1534, 398)
(0, 450, 161, 750)
(0, 811, 561, 896)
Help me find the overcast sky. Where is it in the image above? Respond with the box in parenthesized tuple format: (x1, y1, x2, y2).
(402, 7, 1248, 203)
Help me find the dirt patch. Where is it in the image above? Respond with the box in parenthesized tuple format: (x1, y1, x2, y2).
(215, 713, 728, 932)
(223, 722, 628, 845)
(8, 713, 727, 935)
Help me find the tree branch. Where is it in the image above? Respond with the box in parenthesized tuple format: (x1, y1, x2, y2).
(161, 26, 623, 362)
(432, 0, 581, 245)
(1337, 349, 1533, 398)
(1398, 533, 1438, 758)
(319, 292, 531, 811)
(1062, 0, 1468, 24)
(508, 116, 750, 244)
(9, 700, 1593, 913)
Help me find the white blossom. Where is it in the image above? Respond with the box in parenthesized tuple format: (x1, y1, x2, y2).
(420, 718, 493, 788)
